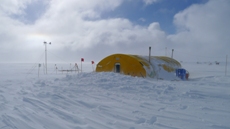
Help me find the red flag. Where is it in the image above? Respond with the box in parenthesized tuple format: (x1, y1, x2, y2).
(81, 58, 84, 62)
(91, 61, 94, 64)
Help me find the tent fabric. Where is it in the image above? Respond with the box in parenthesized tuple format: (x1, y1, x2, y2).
(96, 53, 182, 78)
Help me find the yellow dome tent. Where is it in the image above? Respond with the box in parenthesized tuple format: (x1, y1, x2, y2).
(96, 53, 182, 79)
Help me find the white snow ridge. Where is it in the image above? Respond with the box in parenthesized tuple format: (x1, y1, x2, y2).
(0, 63, 230, 129)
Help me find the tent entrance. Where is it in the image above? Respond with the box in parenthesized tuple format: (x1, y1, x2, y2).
(115, 63, 120, 73)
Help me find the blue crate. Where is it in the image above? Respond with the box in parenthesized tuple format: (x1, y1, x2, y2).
(176, 69, 186, 80)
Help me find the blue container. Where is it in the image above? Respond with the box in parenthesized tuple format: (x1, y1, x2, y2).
(176, 69, 186, 80)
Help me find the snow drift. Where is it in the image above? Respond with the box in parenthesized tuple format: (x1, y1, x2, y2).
(0, 63, 229, 129)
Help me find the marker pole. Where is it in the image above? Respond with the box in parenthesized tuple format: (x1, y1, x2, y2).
(225, 55, 228, 76)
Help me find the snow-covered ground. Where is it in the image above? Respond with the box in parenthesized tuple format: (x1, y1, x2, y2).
(0, 62, 229, 129)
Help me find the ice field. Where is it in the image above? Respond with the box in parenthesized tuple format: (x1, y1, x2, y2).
(0, 62, 229, 129)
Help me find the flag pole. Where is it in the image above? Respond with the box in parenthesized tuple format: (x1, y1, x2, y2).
(81, 58, 84, 73)
(38, 64, 41, 78)
(75, 63, 76, 73)
(92, 61, 95, 72)
(75, 63, 79, 74)
(92, 64, 94, 72)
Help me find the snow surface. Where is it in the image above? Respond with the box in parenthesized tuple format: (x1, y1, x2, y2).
(0, 62, 230, 129)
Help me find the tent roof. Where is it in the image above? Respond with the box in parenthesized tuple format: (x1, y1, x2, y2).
(110, 54, 181, 68)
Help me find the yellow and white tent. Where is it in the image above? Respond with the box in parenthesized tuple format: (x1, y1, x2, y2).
(96, 53, 183, 80)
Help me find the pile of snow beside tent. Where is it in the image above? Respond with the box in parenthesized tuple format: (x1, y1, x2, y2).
(140, 56, 183, 80)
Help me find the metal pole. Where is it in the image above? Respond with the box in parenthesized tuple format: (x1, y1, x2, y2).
(38, 64, 40, 78)
(55, 64, 57, 74)
(70, 63, 71, 72)
(165, 47, 167, 56)
(92, 64, 94, 72)
(92, 63, 95, 72)
(45, 43, 47, 74)
(43, 63, 45, 74)
(226, 55, 228, 76)
(44, 41, 47, 74)
(44, 41, 51, 74)
(149, 46, 151, 63)
(171, 49, 174, 58)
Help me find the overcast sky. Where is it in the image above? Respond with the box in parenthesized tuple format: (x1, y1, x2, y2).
(0, 0, 229, 63)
